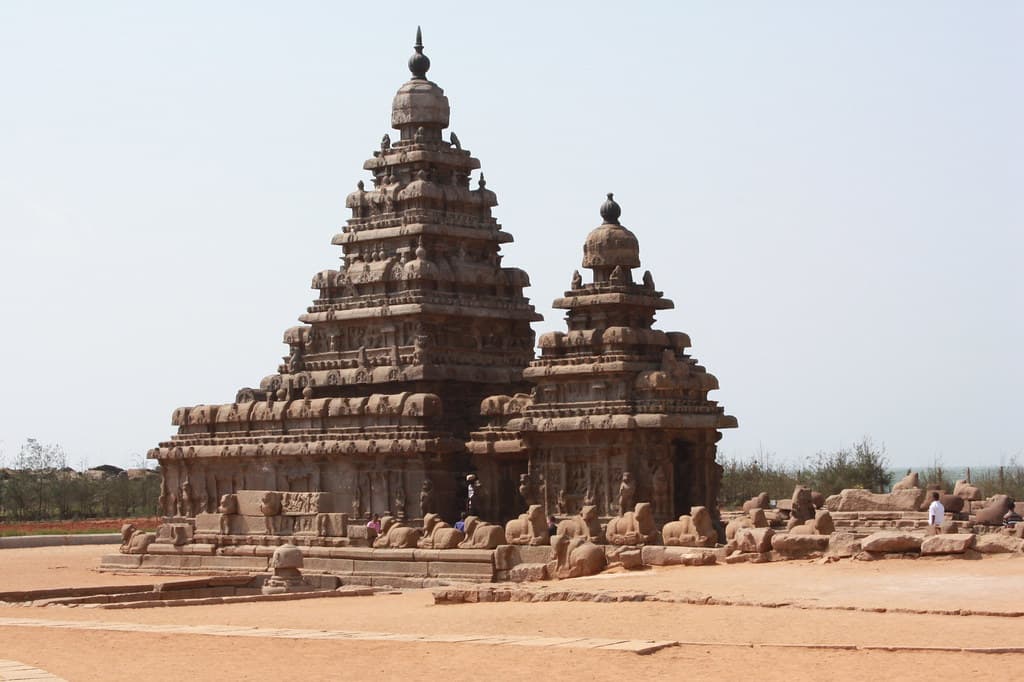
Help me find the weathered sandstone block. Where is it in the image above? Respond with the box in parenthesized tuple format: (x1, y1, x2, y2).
(825, 488, 925, 512)
(735, 527, 774, 553)
(860, 531, 922, 553)
(771, 533, 829, 554)
(920, 533, 975, 555)
(974, 534, 1023, 553)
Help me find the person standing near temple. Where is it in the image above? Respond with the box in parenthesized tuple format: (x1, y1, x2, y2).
(928, 491, 945, 527)
(466, 474, 481, 515)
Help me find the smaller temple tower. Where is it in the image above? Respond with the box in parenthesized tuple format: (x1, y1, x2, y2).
(469, 194, 737, 524)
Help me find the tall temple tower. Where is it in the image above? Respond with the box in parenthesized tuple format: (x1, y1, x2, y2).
(469, 194, 737, 524)
(150, 30, 541, 524)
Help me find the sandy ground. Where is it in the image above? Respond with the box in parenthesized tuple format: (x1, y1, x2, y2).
(1, 545, 1022, 680)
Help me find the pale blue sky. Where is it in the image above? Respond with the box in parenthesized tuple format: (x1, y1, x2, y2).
(0, 1, 1020, 470)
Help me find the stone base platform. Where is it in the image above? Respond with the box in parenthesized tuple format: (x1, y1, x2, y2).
(101, 545, 500, 586)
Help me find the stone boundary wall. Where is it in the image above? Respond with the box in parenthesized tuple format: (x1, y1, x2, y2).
(101, 545, 498, 586)
(0, 534, 121, 549)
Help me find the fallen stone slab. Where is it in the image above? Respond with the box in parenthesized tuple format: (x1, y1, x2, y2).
(921, 533, 975, 555)
(860, 531, 923, 553)
(509, 563, 548, 582)
(770, 533, 829, 554)
(826, 532, 861, 558)
(735, 527, 774, 553)
(974, 534, 1024, 554)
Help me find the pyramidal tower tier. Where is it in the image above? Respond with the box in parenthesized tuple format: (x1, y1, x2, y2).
(469, 195, 737, 524)
(150, 30, 541, 524)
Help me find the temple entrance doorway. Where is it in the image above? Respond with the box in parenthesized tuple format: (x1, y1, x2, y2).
(672, 439, 697, 517)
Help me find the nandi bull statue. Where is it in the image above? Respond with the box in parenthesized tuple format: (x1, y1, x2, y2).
(505, 504, 549, 546)
(556, 505, 604, 544)
(458, 516, 505, 549)
(605, 502, 660, 546)
(372, 515, 422, 549)
(417, 513, 464, 549)
(551, 533, 606, 579)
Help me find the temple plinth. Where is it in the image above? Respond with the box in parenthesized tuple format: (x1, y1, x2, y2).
(469, 194, 737, 525)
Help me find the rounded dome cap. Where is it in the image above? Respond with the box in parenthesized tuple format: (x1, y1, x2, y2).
(392, 29, 450, 130)
(582, 193, 640, 270)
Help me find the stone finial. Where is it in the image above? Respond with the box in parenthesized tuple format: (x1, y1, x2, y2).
(408, 26, 430, 80)
(600, 193, 621, 225)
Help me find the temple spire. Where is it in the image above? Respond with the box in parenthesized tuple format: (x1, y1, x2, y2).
(408, 26, 431, 80)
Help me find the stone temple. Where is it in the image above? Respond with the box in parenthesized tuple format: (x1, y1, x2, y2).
(128, 31, 736, 579)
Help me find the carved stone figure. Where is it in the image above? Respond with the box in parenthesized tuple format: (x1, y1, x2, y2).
(975, 495, 1015, 526)
(789, 509, 835, 536)
(119, 523, 154, 555)
(662, 506, 715, 547)
(505, 504, 548, 546)
(552, 534, 607, 579)
(419, 479, 434, 516)
(180, 481, 194, 518)
(617, 471, 635, 515)
(556, 489, 567, 515)
(517, 473, 534, 505)
(556, 505, 603, 544)
(417, 513, 464, 549)
(892, 470, 920, 491)
(605, 502, 659, 546)
(217, 493, 238, 534)
(394, 480, 406, 520)
(372, 515, 422, 548)
(954, 479, 983, 502)
(457, 516, 505, 549)
(786, 486, 816, 530)
(741, 492, 770, 512)
(260, 491, 282, 535)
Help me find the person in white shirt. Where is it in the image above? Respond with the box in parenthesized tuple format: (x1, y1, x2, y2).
(928, 491, 945, 526)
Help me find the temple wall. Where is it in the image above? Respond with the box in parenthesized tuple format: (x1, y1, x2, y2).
(157, 453, 468, 524)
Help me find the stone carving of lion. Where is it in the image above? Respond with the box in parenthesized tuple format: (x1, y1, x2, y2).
(605, 502, 659, 546)
(505, 504, 548, 546)
(417, 513, 464, 549)
(372, 515, 422, 549)
(662, 506, 715, 547)
(556, 505, 604, 544)
(458, 516, 505, 549)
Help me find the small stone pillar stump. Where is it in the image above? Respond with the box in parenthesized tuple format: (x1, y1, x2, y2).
(261, 543, 313, 595)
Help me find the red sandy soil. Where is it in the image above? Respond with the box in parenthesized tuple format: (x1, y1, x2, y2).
(0, 517, 159, 535)
(1, 545, 1022, 680)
